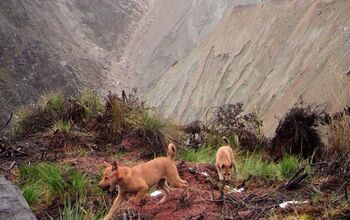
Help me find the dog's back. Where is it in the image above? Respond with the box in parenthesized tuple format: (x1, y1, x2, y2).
(132, 143, 185, 187)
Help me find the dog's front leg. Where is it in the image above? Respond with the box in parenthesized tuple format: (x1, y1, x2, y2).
(133, 185, 148, 205)
(216, 165, 224, 180)
(104, 190, 125, 220)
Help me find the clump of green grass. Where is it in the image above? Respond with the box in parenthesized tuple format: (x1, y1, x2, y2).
(60, 199, 84, 220)
(139, 110, 184, 147)
(79, 91, 103, 117)
(53, 120, 72, 133)
(21, 184, 41, 206)
(60, 198, 106, 220)
(67, 172, 88, 196)
(238, 153, 303, 180)
(278, 154, 299, 179)
(40, 91, 65, 112)
(239, 154, 279, 179)
(180, 147, 216, 164)
(12, 106, 37, 135)
(20, 163, 89, 203)
(36, 163, 66, 199)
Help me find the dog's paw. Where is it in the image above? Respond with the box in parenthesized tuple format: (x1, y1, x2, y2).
(129, 197, 147, 206)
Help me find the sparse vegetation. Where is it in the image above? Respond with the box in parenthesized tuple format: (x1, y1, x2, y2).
(53, 120, 72, 133)
(4, 92, 350, 220)
(139, 110, 182, 148)
(180, 146, 216, 164)
(327, 110, 350, 155)
(40, 91, 65, 113)
(78, 90, 103, 117)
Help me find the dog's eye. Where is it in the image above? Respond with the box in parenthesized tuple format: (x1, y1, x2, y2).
(229, 165, 232, 169)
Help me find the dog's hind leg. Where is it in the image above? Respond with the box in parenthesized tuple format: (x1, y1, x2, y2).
(157, 179, 170, 204)
(165, 180, 173, 192)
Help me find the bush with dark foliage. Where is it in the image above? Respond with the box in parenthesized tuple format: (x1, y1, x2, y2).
(270, 105, 326, 160)
(208, 102, 266, 151)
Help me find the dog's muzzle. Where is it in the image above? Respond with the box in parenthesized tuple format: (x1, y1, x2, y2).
(99, 184, 110, 191)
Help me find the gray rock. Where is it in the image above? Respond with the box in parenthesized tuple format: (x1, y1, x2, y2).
(0, 176, 37, 220)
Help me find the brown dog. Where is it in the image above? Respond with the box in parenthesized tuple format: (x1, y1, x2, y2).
(215, 137, 237, 182)
(99, 143, 188, 220)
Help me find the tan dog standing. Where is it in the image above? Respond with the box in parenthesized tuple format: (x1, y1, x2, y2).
(99, 143, 188, 220)
(215, 137, 237, 182)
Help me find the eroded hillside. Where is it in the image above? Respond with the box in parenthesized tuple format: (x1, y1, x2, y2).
(0, 0, 249, 128)
(145, 0, 350, 136)
(0, 0, 148, 125)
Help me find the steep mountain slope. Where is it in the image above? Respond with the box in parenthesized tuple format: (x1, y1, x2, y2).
(124, 0, 262, 92)
(145, 0, 350, 136)
(0, 0, 148, 125)
(0, 0, 252, 127)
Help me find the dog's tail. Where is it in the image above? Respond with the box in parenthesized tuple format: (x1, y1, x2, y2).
(223, 136, 229, 144)
(167, 143, 176, 160)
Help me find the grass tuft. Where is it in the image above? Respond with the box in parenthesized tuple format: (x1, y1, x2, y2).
(60, 199, 84, 220)
(20, 163, 89, 203)
(67, 172, 88, 196)
(180, 147, 216, 164)
(79, 91, 103, 117)
(278, 154, 299, 179)
(327, 115, 350, 155)
(53, 120, 72, 133)
(21, 184, 41, 206)
(238, 154, 279, 179)
(40, 91, 65, 113)
(139, 110, 184, 148)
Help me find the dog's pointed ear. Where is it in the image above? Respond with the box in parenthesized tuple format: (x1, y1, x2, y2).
(111, 160, 118, 171)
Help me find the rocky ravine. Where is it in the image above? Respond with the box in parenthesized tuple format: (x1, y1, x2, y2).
(0, 0, 248, 127)
(123, 0, 261, 92)
(145, 0, 350, 136)
(0, 0, 148, 125)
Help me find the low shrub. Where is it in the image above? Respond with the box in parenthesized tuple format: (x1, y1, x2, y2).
(270, 105, 325, 159)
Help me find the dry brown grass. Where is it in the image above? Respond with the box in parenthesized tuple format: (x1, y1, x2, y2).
(327, 114, 350, 154)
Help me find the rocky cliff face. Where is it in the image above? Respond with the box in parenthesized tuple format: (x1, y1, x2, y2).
(124, 0, 260, 92)
(0, 0, 148, 125)
(0, 0, 241, 126)
(145, 0, 350, 136)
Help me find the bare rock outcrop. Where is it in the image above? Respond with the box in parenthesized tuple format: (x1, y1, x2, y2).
(0, 176, 37, 220)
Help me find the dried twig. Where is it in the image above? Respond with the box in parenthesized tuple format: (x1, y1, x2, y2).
(0, 112, 13, 133)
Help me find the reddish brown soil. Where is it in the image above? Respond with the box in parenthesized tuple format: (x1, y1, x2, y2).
(117, 162, 223, 219)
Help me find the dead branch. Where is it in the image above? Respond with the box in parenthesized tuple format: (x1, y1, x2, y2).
(280, 167, 307, 190)
(0, 112, 13, 133)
